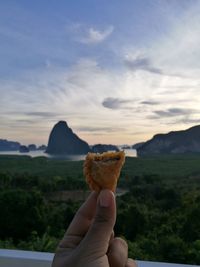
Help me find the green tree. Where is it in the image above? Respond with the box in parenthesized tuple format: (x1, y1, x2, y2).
(182, 204, 200, 242)
(0, 172, 11, 189)
(158, 236, 187, 263)
(0, 189, 47, 241)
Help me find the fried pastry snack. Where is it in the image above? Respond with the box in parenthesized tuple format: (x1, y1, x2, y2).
(83, 151, 125, 192)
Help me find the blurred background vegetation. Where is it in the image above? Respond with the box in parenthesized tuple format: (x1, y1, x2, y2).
(0, 155, 200, 264)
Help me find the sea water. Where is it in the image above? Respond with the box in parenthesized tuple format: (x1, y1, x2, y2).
(0, 148, 137, 160)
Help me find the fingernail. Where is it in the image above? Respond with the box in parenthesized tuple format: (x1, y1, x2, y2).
(99, 190, 114, 207)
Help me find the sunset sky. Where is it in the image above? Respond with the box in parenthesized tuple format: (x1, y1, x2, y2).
(1, 0, 200, 146)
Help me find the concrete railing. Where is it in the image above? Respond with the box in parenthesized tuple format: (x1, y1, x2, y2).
(0, 249, 199, 267)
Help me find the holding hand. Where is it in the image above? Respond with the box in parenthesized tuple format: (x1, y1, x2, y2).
(52, 189, 137, 267)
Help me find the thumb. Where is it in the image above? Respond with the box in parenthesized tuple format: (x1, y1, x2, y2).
(80, 189, 116, 257)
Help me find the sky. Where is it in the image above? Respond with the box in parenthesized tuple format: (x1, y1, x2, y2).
(1, 0, 200, 146)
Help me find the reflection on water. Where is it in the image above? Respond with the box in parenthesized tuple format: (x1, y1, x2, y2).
(0, 149, 137, 160)
(124, 148, 137, 157)
(0, 150, 48, 157)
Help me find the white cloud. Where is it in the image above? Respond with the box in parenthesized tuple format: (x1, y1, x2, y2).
(80, 25, 114, 44)
(148, 3, 200, 77)
(121, 2, 200, 80)
(124, 54, 163, 75)
(67, 22, 114, 45)
(102, 97, 134, 110)
(114, 1, 200, 134)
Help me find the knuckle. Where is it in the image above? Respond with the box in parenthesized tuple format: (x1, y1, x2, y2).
(95, 210, 111, 224)
(115, 237, 128, 250)
(126, 258, 138, 267)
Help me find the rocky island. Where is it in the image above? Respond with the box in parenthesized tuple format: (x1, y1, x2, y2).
(19, 145, 29, 153)
(91, 144, 119, 153)
(46, 121, 90, 155)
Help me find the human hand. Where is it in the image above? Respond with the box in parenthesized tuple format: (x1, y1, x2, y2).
(52, 189, 137, 267)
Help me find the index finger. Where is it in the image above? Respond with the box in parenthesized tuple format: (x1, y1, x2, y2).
(66, 191, 98, 237)
(66, 192, 98, 236)
(58, 191, 98, 249)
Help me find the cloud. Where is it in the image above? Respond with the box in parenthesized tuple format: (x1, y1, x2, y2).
(80, 26, 114, 44)
(178, 118, 200, 124)
(25, 112, 60, 118)
(102, 97, 133, 110)
(124, 54, 186, 78)
(122, 3, 200, 79)
(160, 115, 200, 126)
(149, 2, 200, 77)
(68, 23, 114, 45)
(77, 126, 125, 133)
(141, 100, 160, 105)
(153, 108, 196, 118)
(124, 55, 163, 75)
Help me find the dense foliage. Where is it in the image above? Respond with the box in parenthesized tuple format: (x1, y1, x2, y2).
(0, 155, 200, 264)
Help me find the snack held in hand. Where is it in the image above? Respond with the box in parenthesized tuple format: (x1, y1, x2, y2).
(83, 151, 125, 192)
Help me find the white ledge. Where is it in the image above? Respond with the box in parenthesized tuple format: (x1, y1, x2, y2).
(0, 249, 199, 267)
(0, 249, 53, 267)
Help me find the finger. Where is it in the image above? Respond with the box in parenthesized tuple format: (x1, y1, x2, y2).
(66, 191, 98, 235)
(79, 189, 116, 257)
(109, 230, 115, 246)
(108, 237, 128, 267)
(126, 258, 138, 267)
(59, 191, 98, 249)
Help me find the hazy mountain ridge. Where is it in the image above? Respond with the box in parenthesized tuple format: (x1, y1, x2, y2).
(137, 125, 200, 156)
(0, 139, 20, 151)
(91, 144, 119, 153)
(0, 139, 46, 152)
(3, 122, 200, 156)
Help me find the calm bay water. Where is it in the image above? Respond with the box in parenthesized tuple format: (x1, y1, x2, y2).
(0, 149, 137, 160)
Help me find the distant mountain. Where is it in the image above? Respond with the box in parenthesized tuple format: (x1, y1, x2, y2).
(0, 139, 21, 151)
(121, 145, 131, 149)
(46, 121, 90, 155)
(19, 145, 29, 153)
(37, 145, 47, 151)
(137, 125, 200, 156)
(91, 144, 119, 153)
(28, 144, 37, 151)
(132, 142, 145, 150)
